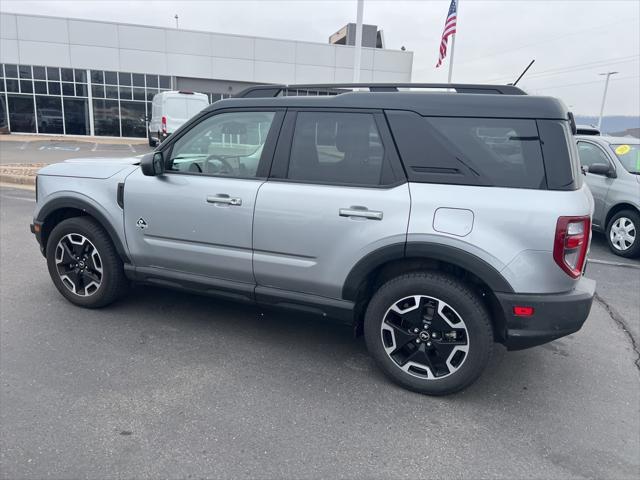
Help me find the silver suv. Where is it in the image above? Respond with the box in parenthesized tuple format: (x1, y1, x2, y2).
(31, 83, 596, 395)
(576, 136, 640, 258)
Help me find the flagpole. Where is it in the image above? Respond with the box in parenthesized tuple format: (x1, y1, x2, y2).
(447, 33, 456, 83)
(447, 0, 458, 83)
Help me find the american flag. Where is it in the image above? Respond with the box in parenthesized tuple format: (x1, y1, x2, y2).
(436, 0, 458, 68)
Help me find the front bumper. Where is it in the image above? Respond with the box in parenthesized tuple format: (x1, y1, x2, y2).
(496, 277, 596, 350)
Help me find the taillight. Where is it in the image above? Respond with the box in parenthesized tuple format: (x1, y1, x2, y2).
(161, 115, 167, 134)
(553, 216, 591, 278)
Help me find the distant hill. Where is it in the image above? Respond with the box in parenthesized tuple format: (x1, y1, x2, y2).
(575, 116, 640, 136)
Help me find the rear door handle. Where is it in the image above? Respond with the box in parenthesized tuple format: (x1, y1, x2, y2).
(207, 194, 242, 206)
(339, 207, 383, 220)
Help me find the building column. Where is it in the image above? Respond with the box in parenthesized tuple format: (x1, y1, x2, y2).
(86, 69, 95, 136)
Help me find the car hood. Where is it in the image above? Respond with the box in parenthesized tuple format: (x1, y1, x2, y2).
(37, 157, 141, 179)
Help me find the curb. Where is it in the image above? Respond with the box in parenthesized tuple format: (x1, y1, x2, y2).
(0, 173, 36, 186)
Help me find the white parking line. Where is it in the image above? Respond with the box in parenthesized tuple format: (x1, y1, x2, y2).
(589, 258, 640, 269)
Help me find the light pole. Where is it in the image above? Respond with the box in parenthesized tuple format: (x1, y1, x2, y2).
(174, 14, 179, 29)
(597, 71, 618, 130)
(352, 0, 364, 83)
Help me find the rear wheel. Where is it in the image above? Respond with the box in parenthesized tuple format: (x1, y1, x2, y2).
(46, 217, 127, 308)
(606, 209, 639, 258)
(364, 272, 493, 395)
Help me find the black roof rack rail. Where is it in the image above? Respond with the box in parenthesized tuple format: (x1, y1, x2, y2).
(235, 83, 527, 98)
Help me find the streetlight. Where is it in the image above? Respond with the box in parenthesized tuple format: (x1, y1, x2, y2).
(174, 14, 179, 29)
(597, 71, 618, 130)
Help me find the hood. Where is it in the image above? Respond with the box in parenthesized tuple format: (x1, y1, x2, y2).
(37, 157, 140, 179)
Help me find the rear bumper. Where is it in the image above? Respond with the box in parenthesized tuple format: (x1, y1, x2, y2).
(496, 277, 596, 350)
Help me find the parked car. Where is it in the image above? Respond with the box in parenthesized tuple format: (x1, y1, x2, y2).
(576, 124, 600, 136)
(148, 90, 209, 147)
(576, 136, 640, 258)
(31, 83, 596, 395)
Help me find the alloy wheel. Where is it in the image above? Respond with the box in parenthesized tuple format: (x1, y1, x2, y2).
(610, 217, 636, 251)
(380, 295, 469, 380)
(55, 233, 103, 296)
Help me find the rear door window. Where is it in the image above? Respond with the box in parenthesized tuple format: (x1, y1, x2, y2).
(387, 111, 547, 189)
(286, 111, 388, 186)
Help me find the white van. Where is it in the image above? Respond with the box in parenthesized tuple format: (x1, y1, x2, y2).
(148, 91, 209, 146)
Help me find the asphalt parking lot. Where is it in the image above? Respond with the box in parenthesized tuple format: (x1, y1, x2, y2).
(0, 137, 151, 165)
(0, 184, 638, 479)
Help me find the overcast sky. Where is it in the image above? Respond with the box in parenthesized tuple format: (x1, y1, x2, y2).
(2, 0, 639, 117)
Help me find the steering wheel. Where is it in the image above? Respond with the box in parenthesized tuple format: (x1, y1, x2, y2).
(204, 154, 235, 175)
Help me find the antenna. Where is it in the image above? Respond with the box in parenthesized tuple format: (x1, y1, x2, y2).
(512, 59, 535, 86)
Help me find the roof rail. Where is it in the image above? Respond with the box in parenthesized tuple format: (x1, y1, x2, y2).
(235, 83, 527, 98)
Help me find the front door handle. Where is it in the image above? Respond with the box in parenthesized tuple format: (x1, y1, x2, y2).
(339, 207, 383, 220)
(207, 194, 242, 206)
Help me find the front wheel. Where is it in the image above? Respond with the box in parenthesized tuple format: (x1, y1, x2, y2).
(46, 217, 128, 308)
(606, 210, 639, 258)
(364, 272, 493, 395)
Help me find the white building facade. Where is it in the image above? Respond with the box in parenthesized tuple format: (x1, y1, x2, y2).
(0, 12, 413, 138)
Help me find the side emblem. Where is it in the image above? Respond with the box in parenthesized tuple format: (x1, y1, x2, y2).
(136, 218, 148, 230)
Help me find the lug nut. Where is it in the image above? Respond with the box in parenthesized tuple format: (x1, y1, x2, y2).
(426, 341, 432, 347)
(416, 339, 421, 344)
(413, 328, 419, 333)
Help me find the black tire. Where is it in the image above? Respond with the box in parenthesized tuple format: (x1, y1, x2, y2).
(45, 217, 128, 308)
(606, 209, 640, 258)
(364, 272, 493, 395)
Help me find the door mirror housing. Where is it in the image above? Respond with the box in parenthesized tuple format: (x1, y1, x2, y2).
(141, 151, 165, 176)
(588, 163, 616, 178)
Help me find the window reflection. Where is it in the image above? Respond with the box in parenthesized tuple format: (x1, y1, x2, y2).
(7, 94, 35, 132)
(36, 96, 63, 134)
(93, 99, 120, 136)
(64, 98, 89, 135)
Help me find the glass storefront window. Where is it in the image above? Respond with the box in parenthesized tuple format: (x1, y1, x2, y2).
(104, 71, 117, 85)
(34, 81, 47, 95)
(5, 64, 18, 78)
(91, 70, 103, 84)
(64, 98, 89, 135)
(159, 75, 171, 89)
(6, 79, 19, 93)
(47, 67, 60, 81)
(7, 94, 36, 132)
(74, 69, 86, 83)
(118, 72, 131, 86)
(132, 73, 145, 87)
(75, 83, 87, 97)
(61, 68, 74, 82)
(93, 99, 120, 136)
(20, 80, 33, 94)
(62, 83, 74, 96)
(119, 86, 132, 100)
(48, 82, 61, 95)
(92, 84, 105, 98)
(145, 74, 158, 88)
(105, 85, 118, 99)
(146, 88, 158, 101)
(33, 66, 46, 80)
(36, 96, 63, 134)
(19, 65, 32, 79)
(120, 101, 146, 137)
(133, 87, 145, 101)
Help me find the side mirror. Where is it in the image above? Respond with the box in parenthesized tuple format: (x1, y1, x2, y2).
(588, 163, 616, 178)
(140, 151, 165, 176)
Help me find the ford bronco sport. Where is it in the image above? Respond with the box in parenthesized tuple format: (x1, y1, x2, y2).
(31, 83, 596, 395)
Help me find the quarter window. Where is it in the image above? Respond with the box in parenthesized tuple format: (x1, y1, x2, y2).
(287, 112, 385, 186)
(168, 111, 276, 178)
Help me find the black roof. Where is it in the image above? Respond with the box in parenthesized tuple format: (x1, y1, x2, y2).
(207, 91, 569, 120)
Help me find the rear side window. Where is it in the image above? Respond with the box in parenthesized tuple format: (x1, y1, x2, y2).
(387, 111, 547, 189)
(286, 112, 388, 186)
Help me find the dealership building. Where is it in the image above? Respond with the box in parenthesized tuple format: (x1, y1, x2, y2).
(0, 12, 413, 138)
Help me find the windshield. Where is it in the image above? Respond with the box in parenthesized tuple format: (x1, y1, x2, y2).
(611, 144, 640, 174)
